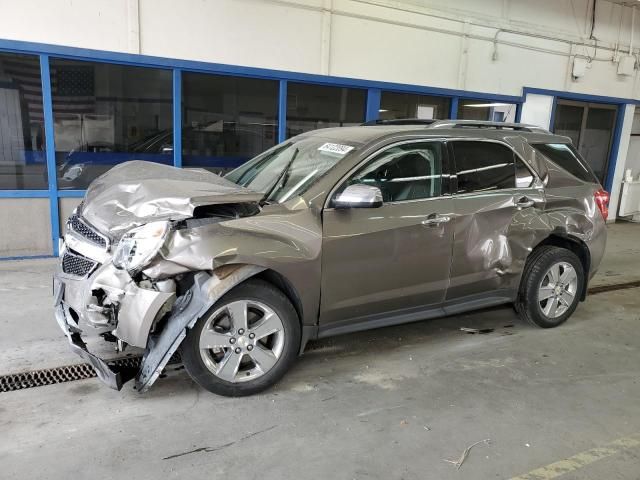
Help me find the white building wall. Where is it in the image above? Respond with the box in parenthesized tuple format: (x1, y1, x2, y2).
(0, 0, 639, 99)
(618, 110, 640, 219)
(520, 94, 555, 130)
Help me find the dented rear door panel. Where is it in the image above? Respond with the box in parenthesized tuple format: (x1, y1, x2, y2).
(447, 187, 546, 300)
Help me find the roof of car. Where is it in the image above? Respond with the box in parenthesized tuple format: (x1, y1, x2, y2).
(298, 120, 572, 146)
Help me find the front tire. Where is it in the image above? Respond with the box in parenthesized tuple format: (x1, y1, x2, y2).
(515, 246, 584, 328)
(181, 279, 300, 396)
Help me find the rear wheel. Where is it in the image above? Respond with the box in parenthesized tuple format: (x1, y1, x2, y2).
(516, 246, 584, 328)
(181, 279, 300, 396)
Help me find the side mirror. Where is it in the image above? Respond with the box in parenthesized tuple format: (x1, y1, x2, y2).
(333, 184, 383, 209)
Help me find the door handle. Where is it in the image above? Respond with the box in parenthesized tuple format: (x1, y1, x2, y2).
(515, 197, 535, 210)
(421, 214, 451, 226)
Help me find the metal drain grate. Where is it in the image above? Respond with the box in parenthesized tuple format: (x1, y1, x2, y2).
(588, 280, 640, 295)
(0, 357, 141, 393)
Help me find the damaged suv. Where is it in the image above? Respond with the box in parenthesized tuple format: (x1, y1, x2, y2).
(54, 120, 608, 396)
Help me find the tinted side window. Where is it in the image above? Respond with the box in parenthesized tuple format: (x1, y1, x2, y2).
(452, 142, 516, 193)
(531, 143, 598, 183)
(347, 142, 443, 202)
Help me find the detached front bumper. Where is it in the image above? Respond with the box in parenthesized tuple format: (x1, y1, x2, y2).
(53, 279, 136, 390)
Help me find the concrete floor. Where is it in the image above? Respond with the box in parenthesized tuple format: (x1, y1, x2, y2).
(1, 222, 639, 479)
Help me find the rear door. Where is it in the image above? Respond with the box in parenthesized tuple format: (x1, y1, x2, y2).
(447, 139, 545, 301)
(320, 140, 454, 329)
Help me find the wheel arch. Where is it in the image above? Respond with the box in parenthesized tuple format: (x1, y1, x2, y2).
(530, 233, 591, 300)
(253, 268, 304, 325)
(238, 267, 315, 354)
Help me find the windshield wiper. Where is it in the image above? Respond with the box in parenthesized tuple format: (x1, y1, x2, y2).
(260, 147, 299, 205)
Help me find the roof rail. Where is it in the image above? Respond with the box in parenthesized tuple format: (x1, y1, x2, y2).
(429, 120, 549, 133)
(362, 118, 437, 126)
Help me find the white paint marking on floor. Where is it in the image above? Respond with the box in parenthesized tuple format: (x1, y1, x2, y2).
(510, 434, 640, 480)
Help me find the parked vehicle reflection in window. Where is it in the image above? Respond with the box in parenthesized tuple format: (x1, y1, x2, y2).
(51, 59, 173, 189)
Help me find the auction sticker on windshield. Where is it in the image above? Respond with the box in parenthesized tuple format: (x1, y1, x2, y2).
(318, 143, 354, 155)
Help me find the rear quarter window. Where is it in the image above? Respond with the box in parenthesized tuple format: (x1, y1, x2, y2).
(531, 143, 598, 183)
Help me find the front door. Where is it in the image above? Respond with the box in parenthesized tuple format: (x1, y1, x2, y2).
(320, 140, 454, 330)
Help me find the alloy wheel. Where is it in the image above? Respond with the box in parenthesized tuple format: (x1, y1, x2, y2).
(199, 300, 285, 383)
(537, 261, 578, 319)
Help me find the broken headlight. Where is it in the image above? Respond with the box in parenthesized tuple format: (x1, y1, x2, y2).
(112, 221, 170, 274)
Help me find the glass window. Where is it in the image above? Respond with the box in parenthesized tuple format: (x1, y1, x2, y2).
(581, 107, 616, 183)
(457, 99, 517, 122)
(286, 83, 366, 138)
(227, 136, 358, 203)
(452, 141, 516, 193)
(345, 142, 443, 202)
(554, 104, 583, 146)
(515, 159, 534, 188)
(50, 59, 172, 189)
(0, 53, 47, 189)
(182, 73, 278, 175)
(380, 92, 450, 120)
(531, 143, 597, 183)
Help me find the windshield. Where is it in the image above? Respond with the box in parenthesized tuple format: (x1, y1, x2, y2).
(225, 137, 359, 203)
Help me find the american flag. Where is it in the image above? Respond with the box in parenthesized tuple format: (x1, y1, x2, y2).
(0, 54, 44, 123)
(0, 55, 95, 124)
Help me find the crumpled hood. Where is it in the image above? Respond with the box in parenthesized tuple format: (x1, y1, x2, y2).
(81, 161, 262, 236)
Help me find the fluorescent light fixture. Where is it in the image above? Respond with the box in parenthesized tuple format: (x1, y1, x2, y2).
(378, 109, 388, 112)
(464, 103, 512, 108)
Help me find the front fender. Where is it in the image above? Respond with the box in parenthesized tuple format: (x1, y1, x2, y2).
(135, 264, 264, 392)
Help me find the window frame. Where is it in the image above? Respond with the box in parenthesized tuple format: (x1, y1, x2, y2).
(324, 138, 452, 209)
(447, 138, 538, 197)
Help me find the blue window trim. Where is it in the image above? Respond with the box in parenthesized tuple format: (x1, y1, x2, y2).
(365, 88, 381, 121)
(2, 38, 639, 258)
(605, 105, 627, 192)
(515, 103, 523, 122)
(449, 97, 459, 119)
(278, 80, 287, 143)
(57, 190, 87, 198)
(0, 190, 50, 198)
(40, 54, 60, 257)
(522, 87, 640, 106)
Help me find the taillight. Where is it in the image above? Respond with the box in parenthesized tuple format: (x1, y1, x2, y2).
(594, 188, 609, 220)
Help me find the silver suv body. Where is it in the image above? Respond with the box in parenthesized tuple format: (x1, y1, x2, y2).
(53, 120, 608, 396)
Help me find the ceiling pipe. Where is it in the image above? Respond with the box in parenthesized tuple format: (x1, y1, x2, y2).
(630, 5, 635, 55)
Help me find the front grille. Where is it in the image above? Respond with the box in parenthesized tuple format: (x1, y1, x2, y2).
(68, 214, 107, 248)
(62, 251, 97, 277)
